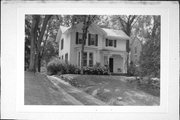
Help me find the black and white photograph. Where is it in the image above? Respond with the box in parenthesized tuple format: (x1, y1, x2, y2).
(1, 1, 179, 120)
(25, 14, 160, 106)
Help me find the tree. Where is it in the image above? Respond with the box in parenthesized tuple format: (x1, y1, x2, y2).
(29, 15, 40, 72)
(66, 15, 99, 74)
(25, 15, 32, 70)
(111, 15, 140, 74)
(139, 16, 160, 78)
(28, 15, 52, 72)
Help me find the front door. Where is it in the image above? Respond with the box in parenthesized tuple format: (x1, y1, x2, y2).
(109, 58, 113, 73)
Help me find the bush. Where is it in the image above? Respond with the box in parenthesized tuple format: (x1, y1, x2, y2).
(47, 59, 109, 75)
(127, 61, 140, 76)
(47, 59, 65, 75)
(83, 63, 109, 75)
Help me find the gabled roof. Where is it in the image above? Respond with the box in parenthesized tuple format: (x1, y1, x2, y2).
(56, 23, 130, 42)
(61, 26, 70, 33)
(102, 28, 130, 40)
(56, 26, 70, 42)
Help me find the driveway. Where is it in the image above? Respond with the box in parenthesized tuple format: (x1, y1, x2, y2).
(25, 72, 106, 105)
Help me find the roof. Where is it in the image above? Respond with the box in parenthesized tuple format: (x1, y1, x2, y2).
(60, 26, 70, 33)
(102, 28, 130, 40)
(56, 24, 130, 42)
(55, 26, 70, 42)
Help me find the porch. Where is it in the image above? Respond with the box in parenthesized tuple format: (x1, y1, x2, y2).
(99, 50, 128, 74)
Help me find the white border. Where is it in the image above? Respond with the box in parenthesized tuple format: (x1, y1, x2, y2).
(2, 1, 179, 120)
(16, 2, 168, 113)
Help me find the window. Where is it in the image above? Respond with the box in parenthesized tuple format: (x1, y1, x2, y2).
(62, 55, 63, 60)
(78, 52, 81, 66)
(109, 40, 113, 46)
(89, 52, 93, 67)
(61, 38, 64, 50)
(105, 39, 116, 47)
(88, 34, 98, 46)
(65, 53, 68, 63)
(76, 32, 85, 44)
(83, 52, 87, 66)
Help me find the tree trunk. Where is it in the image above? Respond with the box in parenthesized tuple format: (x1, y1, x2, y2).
(36, 15, 52, 72)
(29, 15, 40, 72)
(80, 16, 90, 75)
(80, 24, 88, 74)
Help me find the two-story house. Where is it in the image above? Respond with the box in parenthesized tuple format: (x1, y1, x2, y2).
(56, 23, 130, 73)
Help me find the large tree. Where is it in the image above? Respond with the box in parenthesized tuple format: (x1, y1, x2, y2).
(28, 15, 52, 72)
(111, 15, 140, 74)
(71, 15, 98, 74)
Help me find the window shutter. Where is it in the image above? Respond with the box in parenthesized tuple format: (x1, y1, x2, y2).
(95, 34, 98, 46)
(61, 39, 64, 50)
(106, 39, 108, 47)
(114, 40, 117, 47)
(88, 34, 91, 46)
(76, 32, 78, 44)
(126, 40, 129, 52)
(84, 37, 86, 45)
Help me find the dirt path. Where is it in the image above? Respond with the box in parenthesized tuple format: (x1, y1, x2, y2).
(48, 76, 107, 105)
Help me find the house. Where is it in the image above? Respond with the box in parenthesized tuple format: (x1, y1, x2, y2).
(56, 23, 130, 73)
(130, 37, 142, 67)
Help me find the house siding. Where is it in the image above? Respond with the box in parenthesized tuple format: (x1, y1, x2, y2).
(59, 32, 71, 62)
(58, 23, 129, 73)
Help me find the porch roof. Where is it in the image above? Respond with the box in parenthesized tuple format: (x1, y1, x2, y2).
(102, 28, 130, 40)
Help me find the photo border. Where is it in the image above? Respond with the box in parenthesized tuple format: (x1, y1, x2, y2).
(1, 1, 179, 120)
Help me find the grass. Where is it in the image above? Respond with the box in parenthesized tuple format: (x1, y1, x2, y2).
(60, 74, 160, 106)
(25, 71, 82, 105)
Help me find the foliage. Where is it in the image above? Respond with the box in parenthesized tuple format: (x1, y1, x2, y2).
(47, 59, 80, 75)
(127, 61, 140, 76)
(47, 59, 109, 75)
(25, 15, 33, 70)
(139, 16, 160, 78)
(83, 64, 109, 75)
(25, 15, 61, 72)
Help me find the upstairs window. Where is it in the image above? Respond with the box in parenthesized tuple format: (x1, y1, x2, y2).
(88, 34, 98, 46)
(106, 39, 116, 47)
(76, 32, 86, 45)
(61, 38, 64, 50)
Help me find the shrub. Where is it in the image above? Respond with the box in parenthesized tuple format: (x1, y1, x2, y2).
(127, 61, 140, 76)
(47, 59, 109, 75)
(47, 59, 65, 75)
(83, 64, 109, 75)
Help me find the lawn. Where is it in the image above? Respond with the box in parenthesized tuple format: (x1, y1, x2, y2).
(60, 74, 160, 106)
(25, 72, 82, 105)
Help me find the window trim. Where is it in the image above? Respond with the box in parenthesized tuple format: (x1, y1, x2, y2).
(77, 51, 94, 67)
(105, 39, 117, 48)
(88, 33, 98, 46)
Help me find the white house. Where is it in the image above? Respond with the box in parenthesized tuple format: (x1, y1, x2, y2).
(56, 23, 130, 73)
